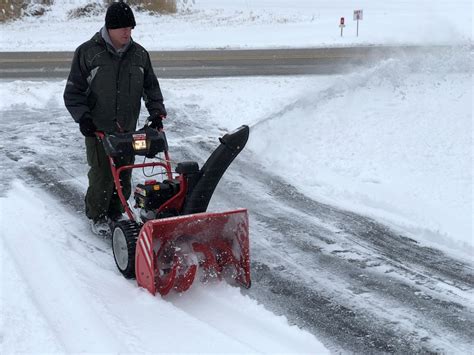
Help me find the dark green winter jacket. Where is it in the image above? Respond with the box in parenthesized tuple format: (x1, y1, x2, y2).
(64, 32, 166, 133)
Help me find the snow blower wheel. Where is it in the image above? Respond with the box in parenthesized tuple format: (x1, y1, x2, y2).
(112, 221, 140, 279)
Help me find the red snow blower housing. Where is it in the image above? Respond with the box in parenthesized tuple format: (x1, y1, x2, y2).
(97, 125, 250, 296)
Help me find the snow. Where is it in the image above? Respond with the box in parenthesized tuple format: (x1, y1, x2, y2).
(162, 49, 472, 252)
(0, 48, 471, 248)
(1, 0, 473, 353)
(0, 181, 326, 353)
(0, 0, 471, 51)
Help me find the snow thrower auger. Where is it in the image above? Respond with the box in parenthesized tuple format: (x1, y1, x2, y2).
(96, 125, 250, 296)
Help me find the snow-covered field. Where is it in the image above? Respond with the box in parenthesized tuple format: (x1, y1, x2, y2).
(1, 0, 473, 353)
(0, 0, 471, 51)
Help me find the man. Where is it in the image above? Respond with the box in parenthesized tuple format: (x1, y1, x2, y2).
(64, 1, 166, 236)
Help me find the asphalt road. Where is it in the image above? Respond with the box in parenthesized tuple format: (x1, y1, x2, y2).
(0, 45, 452, 78)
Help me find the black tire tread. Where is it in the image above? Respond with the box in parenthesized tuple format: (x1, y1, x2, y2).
(112, 220, 141, 279)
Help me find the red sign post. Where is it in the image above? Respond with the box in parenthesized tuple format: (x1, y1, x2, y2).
(339, 17, 345, 37)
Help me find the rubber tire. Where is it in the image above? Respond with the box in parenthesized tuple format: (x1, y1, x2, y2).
(112, 221, 140, 279)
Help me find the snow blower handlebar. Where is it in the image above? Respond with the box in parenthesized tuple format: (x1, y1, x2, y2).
(96, 129, 173, 222)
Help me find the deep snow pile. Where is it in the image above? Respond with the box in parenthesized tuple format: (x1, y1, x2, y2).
(0, 0, 471, 51)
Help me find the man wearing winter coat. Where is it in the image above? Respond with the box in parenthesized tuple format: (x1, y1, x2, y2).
(64, 2, 166, 235)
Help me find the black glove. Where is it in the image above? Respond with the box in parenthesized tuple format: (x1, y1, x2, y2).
(148, 113, 165, 130)
(79, 115, 97, 137)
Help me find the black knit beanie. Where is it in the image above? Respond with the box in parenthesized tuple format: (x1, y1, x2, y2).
(105, 2, 136, 29)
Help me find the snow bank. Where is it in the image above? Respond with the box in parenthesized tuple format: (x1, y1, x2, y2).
(0, 0, 471, 51)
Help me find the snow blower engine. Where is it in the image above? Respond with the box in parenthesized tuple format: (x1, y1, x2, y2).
(97, 125, 250, 296)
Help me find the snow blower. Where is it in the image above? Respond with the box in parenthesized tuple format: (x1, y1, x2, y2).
(97, 125, 250, 296)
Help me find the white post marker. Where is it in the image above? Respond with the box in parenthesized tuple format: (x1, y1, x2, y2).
(339, 17, 345, 37)
(353, 9, 363, 36)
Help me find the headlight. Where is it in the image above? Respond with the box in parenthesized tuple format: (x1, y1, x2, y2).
(132, 133, 148, 151)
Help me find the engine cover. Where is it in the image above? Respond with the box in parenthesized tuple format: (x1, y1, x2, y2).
(134, 179, 180, 211)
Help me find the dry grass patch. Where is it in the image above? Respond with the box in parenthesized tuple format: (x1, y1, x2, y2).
(1, 0, 180, 23)
(105, 0, 177, 14)
(0, 0, 53, 22)
(0, 0, 23, 22)
(68, 2, 106, 19)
